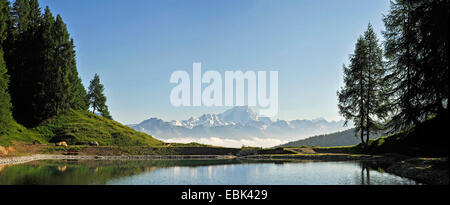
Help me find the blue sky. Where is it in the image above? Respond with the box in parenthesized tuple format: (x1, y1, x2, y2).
(38, 0, 391, 124)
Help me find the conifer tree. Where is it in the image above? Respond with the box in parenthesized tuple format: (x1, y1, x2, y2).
(5, 0, 45, 125)
(87, 74, 112, 119)
(0, 0, 13, 129)
(0, 0, 8, 44)
(67, 38, 89, 111)
(48, 14, 73, 115)
(5, 3, 89, 126)
(383, 0, 449, 131)
(337, 37, 368, 147)
(11, 0, 30, 33)
(0, 50, 11, 130)
(362, 24, 388, 144)
(338, 25, 388, 148)
(416, 1, 449, 114)
(99, 104, 112, 120)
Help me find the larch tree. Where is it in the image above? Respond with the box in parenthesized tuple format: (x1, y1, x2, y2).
(337, 37, 369, 147)
(362, 24, 388, 144)
(383, 0, 449, 131)
(338, 24, 388, 148)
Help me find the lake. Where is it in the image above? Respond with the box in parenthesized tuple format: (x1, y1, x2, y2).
(0, 159, 420, 185)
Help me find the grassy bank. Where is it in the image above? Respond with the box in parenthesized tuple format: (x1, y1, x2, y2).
(33, 110, 163, 146)
(282, 112, 449, 158)
(363, 114, 449, 157)
(1, 109, 163, 147)
(0, 120, 39, 146)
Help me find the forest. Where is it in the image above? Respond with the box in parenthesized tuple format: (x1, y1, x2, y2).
(0, 0, 111, 130)
(337, 0, 448, 149)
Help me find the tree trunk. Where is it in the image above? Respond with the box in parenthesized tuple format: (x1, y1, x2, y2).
(366, 43, 372, 149)
(360, 128, 365, 148)
(366, 129, 370, 147)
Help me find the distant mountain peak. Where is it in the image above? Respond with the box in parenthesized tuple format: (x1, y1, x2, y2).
(128, 107, 348, 147)
(218, 106, 258, 125)
(311, 117, 327, 123)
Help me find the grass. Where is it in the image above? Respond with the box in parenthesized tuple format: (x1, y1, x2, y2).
(363, 113, 448, 157)
(1, 109, 163, 147)
(32, 109, 163, 147)
(1, 109, 243, 156)
(0, 120, 40, 146)
(3, 108, 448, 158)
(311, 145, 360, 153)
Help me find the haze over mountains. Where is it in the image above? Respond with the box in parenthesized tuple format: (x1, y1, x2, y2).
(128, 106, 348, 147)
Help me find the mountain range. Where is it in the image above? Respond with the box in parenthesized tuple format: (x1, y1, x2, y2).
(128, 106, 348, 147)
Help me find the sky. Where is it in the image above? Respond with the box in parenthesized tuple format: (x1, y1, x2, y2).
(38, 0, 391, 125)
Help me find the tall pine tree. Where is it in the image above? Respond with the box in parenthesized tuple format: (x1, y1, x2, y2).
(87, 74, 112, 120)
(67, 38, 89, 111)
(0, 50, 12, 132)
(7, 0, 35, 126)
(5, 2, 89, 126)
(0, 0, 13, 131)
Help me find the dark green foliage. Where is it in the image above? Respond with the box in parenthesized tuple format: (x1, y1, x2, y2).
(383, 0, 449, 131)
(99, 104, 112, 120)
(338, 24, 393, 148)
(0, 0, 13, 133)
(0, 50, 12, 129)
(364, 111, 449, 157)
(68, 39, 89, 111)
(0, 0, 38, 143)
(0, 0, 8, 43)
(337, 37, 368, 146)
(5, 0, 36, 126)
(362, 24, 389, 144)
(4, 1, 88, 126)
(0, 1, 126, 147)
(335, 0, 449, 154)
(87, 74, 112, 119)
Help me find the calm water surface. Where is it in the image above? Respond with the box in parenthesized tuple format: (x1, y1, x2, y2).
(0, 159, 419, 185)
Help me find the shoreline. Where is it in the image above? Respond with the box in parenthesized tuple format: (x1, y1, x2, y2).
(0, 153, 387, 166)
(0, 154, 236, 166)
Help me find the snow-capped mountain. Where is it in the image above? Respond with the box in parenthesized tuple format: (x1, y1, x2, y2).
(218, 106, 258, 124)
(129, 106, 347, 143)
(170, 113, 236, 128)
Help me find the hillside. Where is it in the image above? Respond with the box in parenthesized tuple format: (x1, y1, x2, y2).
(283, 111, 449, 157)
(0, 120, 38, 146)
(1, 109, 163, 147)
(364, 112, 449, 157)
(280, 128, 382, 147)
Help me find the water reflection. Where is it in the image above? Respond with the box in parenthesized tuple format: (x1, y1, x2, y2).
(361, 163, 371, 185)
(0, 159, 420, 185)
